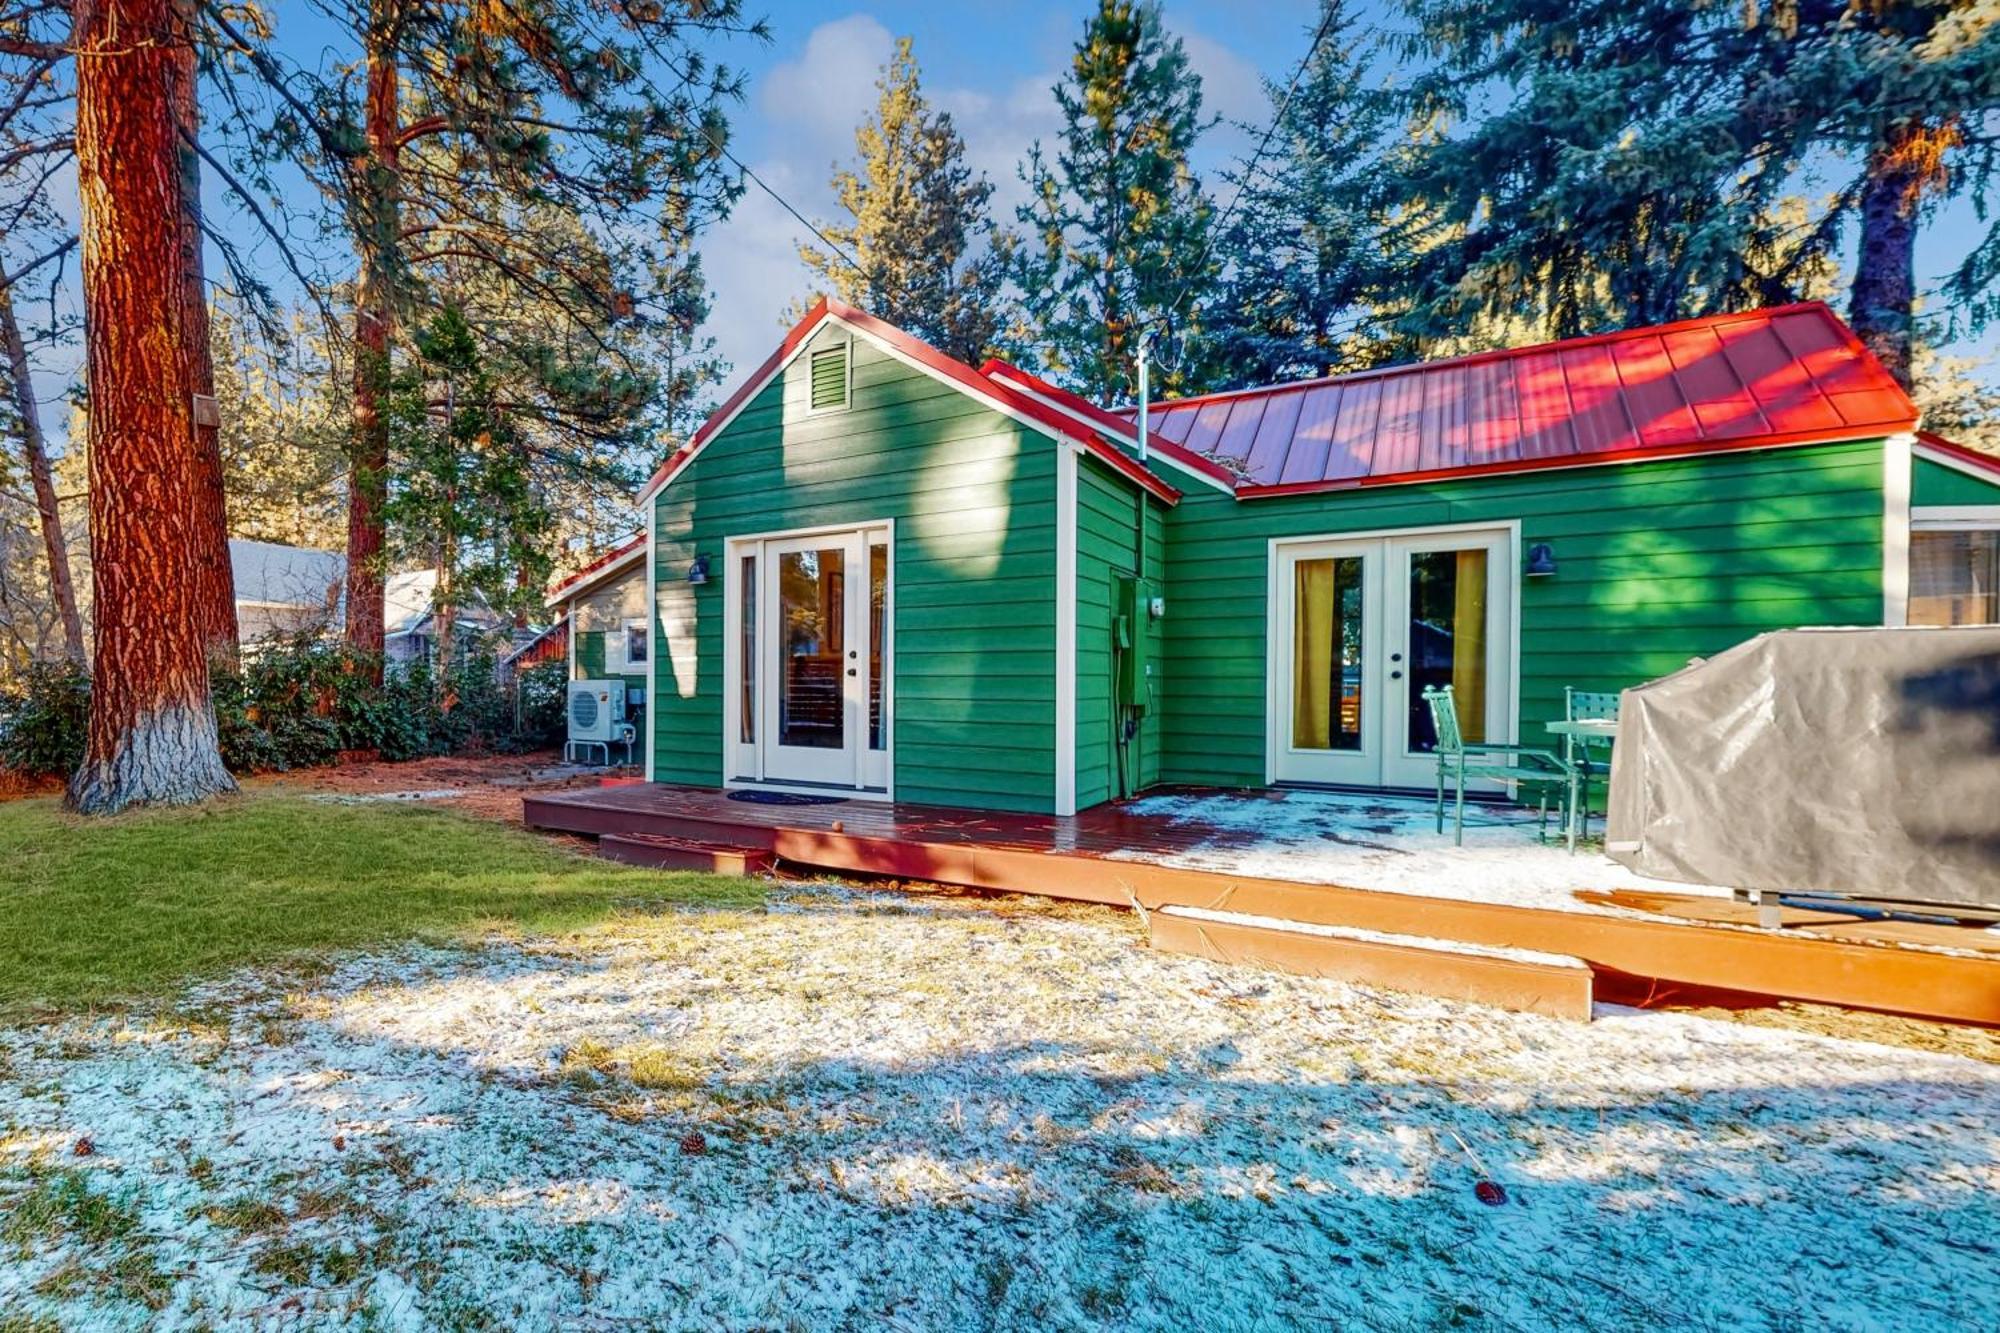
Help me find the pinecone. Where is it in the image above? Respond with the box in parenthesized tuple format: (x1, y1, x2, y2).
(679, 1130, 707, 1156)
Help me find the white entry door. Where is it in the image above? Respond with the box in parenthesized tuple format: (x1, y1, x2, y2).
(728, 524, 892, 793)
(1273, 527, 1514, 790)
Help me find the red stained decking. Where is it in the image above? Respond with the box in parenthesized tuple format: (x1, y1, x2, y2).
(524, 783, 2000, 1027)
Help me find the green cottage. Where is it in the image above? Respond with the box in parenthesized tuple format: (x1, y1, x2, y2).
(632, 298, 2000, 816)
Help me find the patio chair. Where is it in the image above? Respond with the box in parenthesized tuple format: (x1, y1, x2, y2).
(1422, 685, 1577, 847)
(1563, 688, 1621, 849)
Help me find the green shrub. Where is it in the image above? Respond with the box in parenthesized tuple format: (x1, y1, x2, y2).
(0, 660, 90, 777)
(0, 637, 554, 780)
(516, 661, 567, 747)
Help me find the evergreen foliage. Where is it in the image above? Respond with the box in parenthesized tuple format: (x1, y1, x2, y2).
(1380, 0, 2000, 380)
(383, 308, 553, 643)
(1013, 0, 1218, 401)
(801, 37, 1011, 366)
(1204, 2, 1406, 385)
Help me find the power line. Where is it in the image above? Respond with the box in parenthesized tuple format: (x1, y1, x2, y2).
(1156, 1, 1344, 341)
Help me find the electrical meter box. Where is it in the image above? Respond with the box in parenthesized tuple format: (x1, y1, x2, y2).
(1116, 576, 1162, 712)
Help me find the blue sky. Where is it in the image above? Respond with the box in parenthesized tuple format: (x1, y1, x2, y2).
(695, 1, 1317, 376)
(16, 1, 1999, 454)
(710, 3, 1997, 386)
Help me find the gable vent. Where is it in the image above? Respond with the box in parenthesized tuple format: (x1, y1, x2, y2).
(809, 344, 850, 412)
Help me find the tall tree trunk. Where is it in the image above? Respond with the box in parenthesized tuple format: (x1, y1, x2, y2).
(0, 280, 85, 663)
(67, 0, 236, 813)
(345, 17, 400, 680)
(1849, 125, 1925, 392)
(170, 0, 238, 660)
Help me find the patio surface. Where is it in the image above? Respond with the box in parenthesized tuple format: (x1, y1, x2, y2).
(525, 783, 2000, 1023)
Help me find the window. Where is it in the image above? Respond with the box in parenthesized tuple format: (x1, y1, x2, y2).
(1911, 529, 2000, 626)
(809, 343, 850, 412)
(612, 616, 652, 668)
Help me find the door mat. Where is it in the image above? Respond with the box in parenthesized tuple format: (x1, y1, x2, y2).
(727, 790, 849, 806)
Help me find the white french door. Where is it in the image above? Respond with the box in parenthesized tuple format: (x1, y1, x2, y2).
(726, 523, 891, 793)
(1272, 526, 1514, 790)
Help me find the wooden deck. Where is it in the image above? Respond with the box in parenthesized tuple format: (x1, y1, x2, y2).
(524, 782, 2000, 1026)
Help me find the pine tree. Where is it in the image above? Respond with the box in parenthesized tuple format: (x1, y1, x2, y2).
(67, 0, 235, 811)
(800, 36, 1010, 365)
(1013, 0, 1216, 402)
(1206, 2, 1403, 384)
(655, 187, 729, 444)
(383, 308, 552, 665)
(2, 2, 85, 664)
(210, 0, 761, 675)
(1384, 0, 2000, 385)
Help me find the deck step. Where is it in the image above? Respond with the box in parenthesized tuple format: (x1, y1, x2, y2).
(598, 832, 777, 876)
(1150, 906, 1594, 1021)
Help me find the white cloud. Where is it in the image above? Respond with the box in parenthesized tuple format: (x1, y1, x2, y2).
(693, 14, 1273, 385)
(758, 14, 897, 168)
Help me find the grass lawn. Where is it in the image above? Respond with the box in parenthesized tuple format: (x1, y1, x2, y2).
(0, 792, 760, 1016)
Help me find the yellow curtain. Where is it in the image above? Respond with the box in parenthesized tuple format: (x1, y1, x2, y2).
(1452, 550, 1488, 742)
(1293, 561, 1334, 749)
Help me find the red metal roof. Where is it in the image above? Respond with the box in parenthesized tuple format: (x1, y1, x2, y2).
(1114, 303, 1918, 497)
(546, 533, 646, 605)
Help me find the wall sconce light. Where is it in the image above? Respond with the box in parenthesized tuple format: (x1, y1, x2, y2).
(1525, 542, 1558, 578)
(686, 553, 710, 585)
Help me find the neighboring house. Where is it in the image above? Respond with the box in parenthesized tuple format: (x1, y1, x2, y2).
(226, 538, 509, 667)
(381, 568, 509, 669)
(629, 297, 2000, 816)
(535, 534, 650, 726)
(229, 539, 344, 646)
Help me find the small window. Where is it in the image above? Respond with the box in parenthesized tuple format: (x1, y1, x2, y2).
(1910, 529, 2000, 626)
(809, 344, 849, 412)
(620, 616, 650, 667)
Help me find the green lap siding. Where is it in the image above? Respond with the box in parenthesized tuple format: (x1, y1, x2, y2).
(1158, 439, 1889, 788)
(1914, 456, 2000, 507)
(1075, 456, 1166, 808)
(650, 325, 1058, 812)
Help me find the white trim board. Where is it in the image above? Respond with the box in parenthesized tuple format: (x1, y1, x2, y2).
(637, 312, 1096, 510)
(1883, 432, 1913, 627)
(1055, 442, 1079, 817)
(643, 516, 658, 781)
(1911, 506, 2000, 530)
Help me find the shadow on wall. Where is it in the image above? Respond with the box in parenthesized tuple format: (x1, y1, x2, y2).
(1896, 648, 2000, 859)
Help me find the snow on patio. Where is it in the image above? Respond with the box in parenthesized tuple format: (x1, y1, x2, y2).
(1112, 788, 1737, 915)
(3, 885, 1996, 1331)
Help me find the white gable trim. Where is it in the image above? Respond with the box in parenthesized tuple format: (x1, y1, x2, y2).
(636, 312, 1091, 510)
(544, 544, 646, 610)
(1914, 439, 2000, 487)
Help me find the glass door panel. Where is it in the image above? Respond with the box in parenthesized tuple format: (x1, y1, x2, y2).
(1380, 532, 1509, 790)
(1404, 547, 1489, 753)
(868, 540, 887, 751)
(1273, 540, 1380, 786)
(777, 545, 846, 750)
(759, 533, 864, 787)
(1291, 556, 1367, 752)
